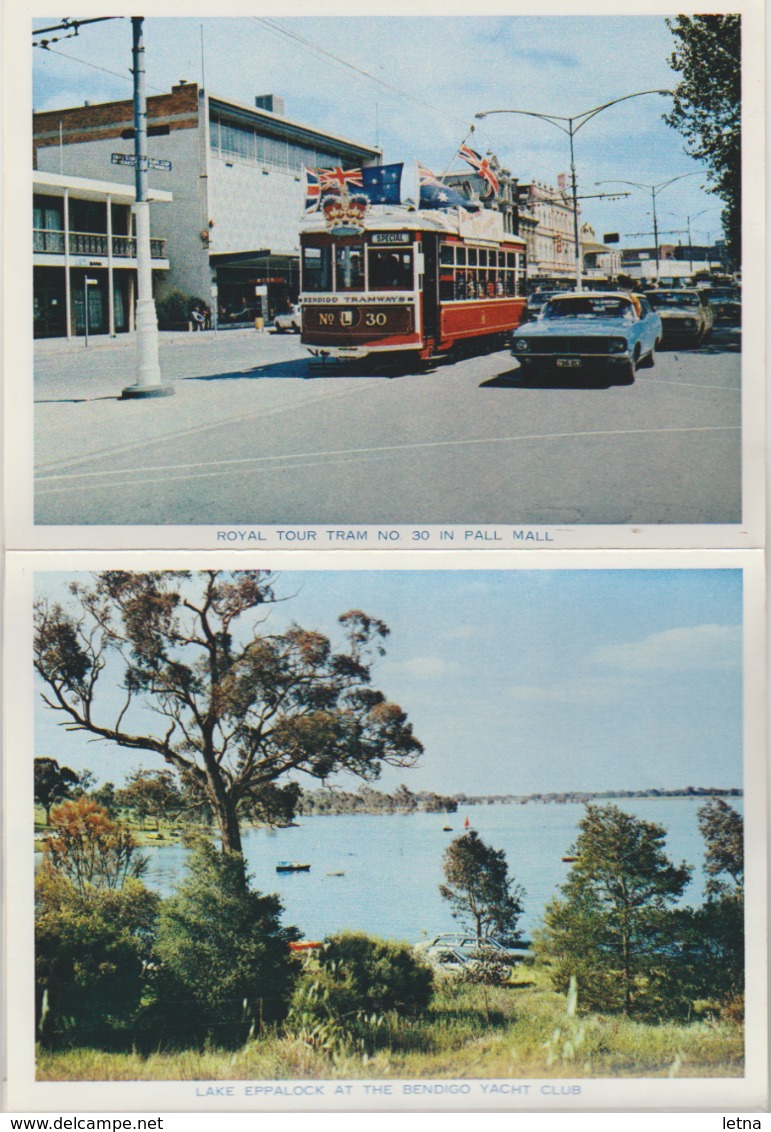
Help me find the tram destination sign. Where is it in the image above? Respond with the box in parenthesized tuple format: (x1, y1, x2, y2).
(371, 232, 412, 245)
(111, 154, 172, 172)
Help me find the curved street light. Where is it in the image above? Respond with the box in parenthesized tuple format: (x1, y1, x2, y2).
(476, 90, 672, 290)
(595, 172, 703, 282)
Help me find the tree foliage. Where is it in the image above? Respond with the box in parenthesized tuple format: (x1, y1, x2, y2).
(35, 868, 159, 1047)
(34, 757, 80, 824)
(439, 830, 525, 943)
(116, 769, 185, 830)
(151, 840, 299, 1045)
(664, 16, 741, 264)
(541, 804, 692, 1015)
(34, 571, 423, 855)
(697, 797, 743, 898)
(43, 797, 148, 893)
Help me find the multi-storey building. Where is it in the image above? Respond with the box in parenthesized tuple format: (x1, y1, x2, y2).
(33, 170, 171, 338)
(516, 181, 578, 281)
(34, 83, 380, 328)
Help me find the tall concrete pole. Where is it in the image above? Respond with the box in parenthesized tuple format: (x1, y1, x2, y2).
(122, 16, 173, 399)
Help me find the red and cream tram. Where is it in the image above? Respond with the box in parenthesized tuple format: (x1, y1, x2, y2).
(299, 205, 527, 361)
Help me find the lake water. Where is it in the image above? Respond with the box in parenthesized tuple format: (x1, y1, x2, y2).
(141, 797, 741, 942)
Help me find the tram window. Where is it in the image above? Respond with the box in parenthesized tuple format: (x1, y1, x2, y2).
(302, 246, 332, 293)
(456, 247, 467, 266)
(467, 248, 478, 267)
(439, 244, 454, 266)
(478, 249, 488, 267)
(335, 244, 365, 291)
(368, 248, 413, 290)
(506, 253, 517, 267)
(454, 271, 468, 301)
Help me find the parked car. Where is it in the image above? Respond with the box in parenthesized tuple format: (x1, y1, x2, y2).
(519, 289, 562, 324)
(415, 933, 533, 963)
(274, 303, 302, 333)
(644, 289, 714, 345)
(510, 291, 662, 384)
(701, 287, 741, 324)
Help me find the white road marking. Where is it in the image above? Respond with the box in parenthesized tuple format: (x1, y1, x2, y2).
(37, 424, 740, 492)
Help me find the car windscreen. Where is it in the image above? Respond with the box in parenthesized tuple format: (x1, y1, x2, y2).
(647, 292, 700, 307)
(543, 298, 634, 319)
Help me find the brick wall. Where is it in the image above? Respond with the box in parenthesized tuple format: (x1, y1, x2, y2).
(33, 82, 200, 165)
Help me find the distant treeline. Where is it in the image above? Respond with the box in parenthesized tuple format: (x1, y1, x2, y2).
(455, 787, 743, 806)
(295, 784, 458, 816)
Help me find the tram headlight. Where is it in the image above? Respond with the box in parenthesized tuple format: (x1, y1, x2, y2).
(514, 338, 530, 352)
(681, 319, 696, 329)
(609, 338, 628, 353)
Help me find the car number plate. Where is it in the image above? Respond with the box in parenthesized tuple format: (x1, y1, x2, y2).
(557, 358, 582, 368)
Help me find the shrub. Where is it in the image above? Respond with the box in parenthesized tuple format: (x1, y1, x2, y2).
(155, 290, 204, 326)
(35, 867, 159, 1047)
(150, 840, 300, 1047)
(296, 931, 434, 1021)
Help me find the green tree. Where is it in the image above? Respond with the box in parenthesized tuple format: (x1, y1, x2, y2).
(664, 16, 741, 264)
(439, 830, 525, 943)
(34, 757, 79, 824)
(697, 797, 743, 898)
(541, 804, 692, 1015)
(43, 797, 148, 893)
(116, 769, 184, 830)
(152, 840, 299, 1045)
(672, 799, 745, 1015)
(34, 570, 423, 857)
(35, 868, 159, 1047)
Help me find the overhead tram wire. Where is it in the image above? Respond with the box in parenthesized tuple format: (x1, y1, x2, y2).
(249, 16, 470, 134)
(32, 43, 167, 94)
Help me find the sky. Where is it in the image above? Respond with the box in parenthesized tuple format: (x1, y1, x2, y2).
(31, 14, 726, 246)
(34, 568, 743, 796)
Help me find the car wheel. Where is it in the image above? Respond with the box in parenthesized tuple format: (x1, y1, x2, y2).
(638, 349, 655, 369)
(616, 360, 636, 384)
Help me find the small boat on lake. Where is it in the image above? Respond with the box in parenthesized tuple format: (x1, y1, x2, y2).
(276, 861, 311, 873)
(562, 856, 578, 863)
(326, 871, 345, 877)
(443, 826, 453, 832)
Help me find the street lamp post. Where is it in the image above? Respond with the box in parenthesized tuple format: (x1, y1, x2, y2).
(121, 16, 173, 399)
(595, 172, 701, 283)
(476, 90, 670, 291)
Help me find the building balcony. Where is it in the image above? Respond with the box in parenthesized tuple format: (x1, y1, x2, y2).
(33, 229, 167, 260)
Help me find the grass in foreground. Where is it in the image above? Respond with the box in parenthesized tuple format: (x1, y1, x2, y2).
(37, 967, 743, 1082)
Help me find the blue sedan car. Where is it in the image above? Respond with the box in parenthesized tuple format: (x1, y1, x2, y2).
(510, 291, 662, 384)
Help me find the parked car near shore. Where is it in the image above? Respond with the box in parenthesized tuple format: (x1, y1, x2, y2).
(644, 289, 714, 345)
(510, 291, 661, 384)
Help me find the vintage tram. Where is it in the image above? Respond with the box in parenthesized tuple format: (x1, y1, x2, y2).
(299, 204, 527, 362)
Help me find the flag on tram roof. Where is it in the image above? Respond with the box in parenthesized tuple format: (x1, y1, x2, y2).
(318, 165, 365, 192)
(361, 163, 403, 204)
(417, 163, 476, 210)
(315, 163, 403, 204)
(303, 167, 321, 212)
(457, 144, 499, 199)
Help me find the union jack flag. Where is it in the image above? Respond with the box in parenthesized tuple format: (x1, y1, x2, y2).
(318, 165, 364, 191)
(457, 145, 499, 199)
(303, 167, 323, 212)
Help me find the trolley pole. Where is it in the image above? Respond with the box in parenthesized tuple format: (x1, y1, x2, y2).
(122, 16, 173, 399)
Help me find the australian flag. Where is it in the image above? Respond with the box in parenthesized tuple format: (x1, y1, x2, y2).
(360, 162, 403, 204)
(418, 163, 476, 210)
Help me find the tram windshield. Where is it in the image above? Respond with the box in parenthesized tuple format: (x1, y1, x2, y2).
(302, 239, 415, 293)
